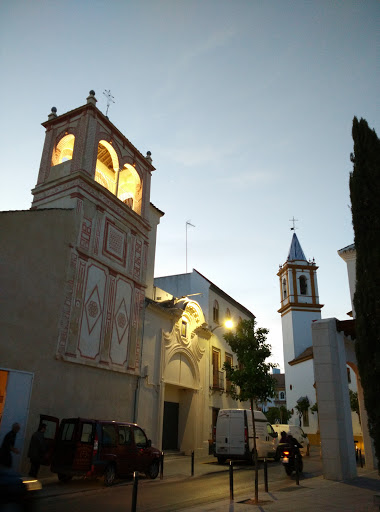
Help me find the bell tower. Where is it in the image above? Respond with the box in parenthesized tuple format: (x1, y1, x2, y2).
(30, 91, 157, 375)
(278, 233, 323, 365)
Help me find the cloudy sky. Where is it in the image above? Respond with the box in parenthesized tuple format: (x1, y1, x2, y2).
(1, 1, 378, 368)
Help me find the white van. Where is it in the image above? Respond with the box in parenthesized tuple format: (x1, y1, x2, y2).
(271, 424, 310, 455)
(214, 409, 279, 464)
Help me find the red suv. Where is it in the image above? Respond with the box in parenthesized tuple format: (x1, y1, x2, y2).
(40, 415, 161, 485)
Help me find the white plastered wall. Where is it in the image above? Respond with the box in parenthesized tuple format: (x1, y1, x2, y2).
(312, 319, 357, 480)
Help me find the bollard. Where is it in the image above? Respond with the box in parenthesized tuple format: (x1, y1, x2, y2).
(131, 471, 138, 512)
(359, 449, 363, 468)
(191, 450, 194, 476)
(295, 454, 300, 485)
(160, 451, 164, 480)
(229, 460, 234, 501)
(264, 457, 268, 492)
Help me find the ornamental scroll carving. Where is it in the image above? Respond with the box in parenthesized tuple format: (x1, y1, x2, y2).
(162, 300, 206, 363)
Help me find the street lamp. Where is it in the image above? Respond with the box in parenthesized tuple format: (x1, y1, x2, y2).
(210, 319, 234, 333)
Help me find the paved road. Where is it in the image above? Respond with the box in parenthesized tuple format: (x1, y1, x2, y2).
(35, 454, 323, 512)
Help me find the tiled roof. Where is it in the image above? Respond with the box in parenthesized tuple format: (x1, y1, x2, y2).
(288, 346, 313, 366)
(272, 373, 285, 388)
(287, 233, 307, 261)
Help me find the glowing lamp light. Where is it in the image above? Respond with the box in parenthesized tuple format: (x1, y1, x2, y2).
(211, 319, 234, 333)
(225, 319, 234, 329)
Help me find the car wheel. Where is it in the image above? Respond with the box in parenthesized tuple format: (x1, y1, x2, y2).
(58, 473, 72, 483)
(145, 460, 159, 479)
(217, 456, 226, 464)
(104, 464, 116, 486)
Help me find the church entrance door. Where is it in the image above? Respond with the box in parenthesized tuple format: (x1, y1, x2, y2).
(162, 401, 179, 450)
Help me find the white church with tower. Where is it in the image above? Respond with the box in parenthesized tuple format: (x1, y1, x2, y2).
(277, 232, 322, 441)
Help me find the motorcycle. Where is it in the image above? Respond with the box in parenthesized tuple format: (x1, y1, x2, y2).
(278, 443, 303, 476)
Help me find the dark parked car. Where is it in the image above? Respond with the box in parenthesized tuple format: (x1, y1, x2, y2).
(0, 465, 41, 511)
(39, 415, 161, 485)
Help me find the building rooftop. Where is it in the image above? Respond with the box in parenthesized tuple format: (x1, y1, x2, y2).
(288, 346, 314, 366)
(287, 232, 307, 261)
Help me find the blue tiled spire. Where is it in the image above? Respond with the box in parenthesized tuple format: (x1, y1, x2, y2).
(287, 233, 307, 261)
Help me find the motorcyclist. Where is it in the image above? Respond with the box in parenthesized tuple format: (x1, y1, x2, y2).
(286, 433, 303, 459)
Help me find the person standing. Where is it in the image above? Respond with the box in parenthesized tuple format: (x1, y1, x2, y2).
(0, 422, 21, 467)
(28, 423, 47, 478)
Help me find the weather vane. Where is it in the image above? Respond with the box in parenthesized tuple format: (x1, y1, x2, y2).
(289, 217, 298, 231)
(103, 89, 115, 117)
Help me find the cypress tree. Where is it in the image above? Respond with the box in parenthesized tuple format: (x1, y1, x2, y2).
(349, 117, 380, 471)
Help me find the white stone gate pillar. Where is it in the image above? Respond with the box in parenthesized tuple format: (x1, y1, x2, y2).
(312, 318, 357, 480)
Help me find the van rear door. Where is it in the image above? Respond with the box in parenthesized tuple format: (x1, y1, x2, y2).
(216, 410, 245, 458)
(229, 410, 245, 456)
(39, 414, 59, 466)
(51, 418, 94, 474)
(72, 420, 95, 471)
(215, 410, 229, 457)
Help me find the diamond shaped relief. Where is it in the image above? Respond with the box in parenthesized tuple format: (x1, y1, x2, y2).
(115, 298, 129, 344)
(85, 285, 102, 334)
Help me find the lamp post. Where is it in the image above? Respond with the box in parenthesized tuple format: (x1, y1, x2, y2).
(210, 319, 234, 333)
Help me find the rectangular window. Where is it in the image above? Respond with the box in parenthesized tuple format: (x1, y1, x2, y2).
(80, 423, 93, 443)
(101, 424, 117, 446)
(133, 427, 147, 448)
(61, 422, 75, 441)
(181, 321, 187, 337)
(225, 353, 233, 392)
(212, 349, 221, 389)
(213, 302, 219, 323)
(347, 367, 351, 383)
(118, 426, 132, 445)
(42, 419, 58, 441)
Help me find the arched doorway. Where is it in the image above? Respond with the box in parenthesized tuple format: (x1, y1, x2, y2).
(162, 350, 199, 452)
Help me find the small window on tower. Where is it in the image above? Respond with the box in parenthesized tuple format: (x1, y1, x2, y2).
(299, 275, 307, 295)
(282, 278, 287, 299)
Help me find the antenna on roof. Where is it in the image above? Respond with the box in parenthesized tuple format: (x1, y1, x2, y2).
(103, 89, 115, 117)
(289, 216, 298, 231)
(186, 220, 195, 273)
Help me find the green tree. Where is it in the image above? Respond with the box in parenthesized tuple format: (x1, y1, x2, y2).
(349, 117, 380, 472)
(295, 396, 310, 427)
(349, 390, 360, 424)
(223, 319, 276, 502)
(265, 406, 292, 425)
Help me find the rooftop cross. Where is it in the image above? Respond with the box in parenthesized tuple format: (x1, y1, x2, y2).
(103, 89, 115, 117)
(289, 216, 298, 231)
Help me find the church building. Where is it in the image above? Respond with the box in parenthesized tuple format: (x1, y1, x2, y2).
(277, 233, 323, 439)
(0, 91, 160, 471)
(0, 92, 256, 471)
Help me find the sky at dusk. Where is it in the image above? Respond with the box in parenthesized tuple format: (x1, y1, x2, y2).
(0, 1, 378, 369)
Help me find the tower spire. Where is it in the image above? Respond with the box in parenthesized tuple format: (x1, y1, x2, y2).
(287, 232, 307, 261)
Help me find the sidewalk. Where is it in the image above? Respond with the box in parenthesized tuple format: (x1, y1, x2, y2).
(36, 449, 380, 511)
(180, 466, 380, 512)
